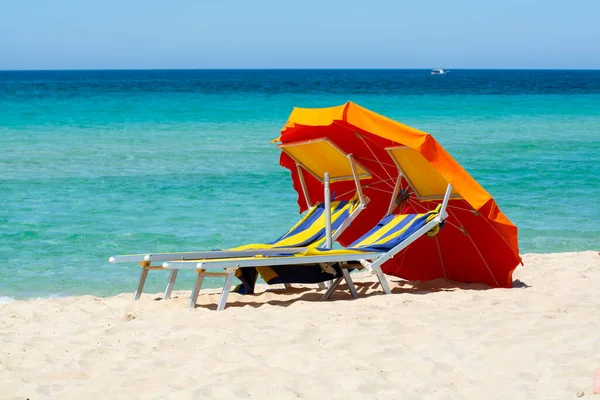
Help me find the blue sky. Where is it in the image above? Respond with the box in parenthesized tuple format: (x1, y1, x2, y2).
(1, 0, 599, 69)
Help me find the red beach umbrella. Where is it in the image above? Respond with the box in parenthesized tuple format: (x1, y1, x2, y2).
(273, 102, 521, 288)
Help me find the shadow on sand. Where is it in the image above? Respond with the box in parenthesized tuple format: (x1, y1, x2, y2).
(184, 276, 531, 311)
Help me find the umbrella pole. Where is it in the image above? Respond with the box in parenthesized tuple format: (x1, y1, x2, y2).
(324, 172, 334, 289)
(324, 172, 332, 249)
(331, 154, 369, 242)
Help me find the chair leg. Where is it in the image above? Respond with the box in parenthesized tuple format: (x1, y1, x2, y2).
(217, 270, 235, 312)
(341, 269, 358, 299)
(322, 277, 343, 300)
(317, 282, 327, 290)
(188, 270, 205, 309)
(133, 266, 149, 301)
(372, 265, 392, 295)
(283, 283, 292, 289)
(163, 269, 178, 300)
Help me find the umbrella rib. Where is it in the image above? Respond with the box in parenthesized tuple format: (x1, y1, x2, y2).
(446, 208, 500, 286)
(478, 212, 520, 259)
(410, 200, 474, 214)
(435, 235, 447, 278)
(364, 169, 395, 190)
(445, 204, 478, 213)
(359, 158, 397, 168)
(389, 245, 409, 276)
(336, 188, 360, 199)
(363, 186, 394, 194)
(400, 177, 414, 196)
(360, 131, 402, 161)
(359, 130, 389, 147)
(357, 134, 396, 184)
(406, 198, 430, 213)
(440, 203, 517, 262)
(331, 121, 397, 185)
(329, 121, 396, 189)
(442, 220, 465, 232)
(368, 177, 397, 186)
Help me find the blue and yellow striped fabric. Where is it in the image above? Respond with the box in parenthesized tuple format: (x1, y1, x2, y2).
(237, 207, 440, 289)
(268, 200, 356, 247)
(347, 208, 440, 252)
(232, 199, 357, 252)
(233, 199, 357, 292)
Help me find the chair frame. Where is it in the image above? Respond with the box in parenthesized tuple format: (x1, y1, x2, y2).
(164, 184, 453, 310)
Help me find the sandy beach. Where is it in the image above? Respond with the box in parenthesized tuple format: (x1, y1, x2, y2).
(1, 251, 599, 399)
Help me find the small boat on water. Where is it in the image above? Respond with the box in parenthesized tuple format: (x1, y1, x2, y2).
(431, 68, 448, 75)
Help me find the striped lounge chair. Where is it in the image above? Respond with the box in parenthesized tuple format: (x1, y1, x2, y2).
(109, 198, 363, 300)
(164, 184, 452, 310)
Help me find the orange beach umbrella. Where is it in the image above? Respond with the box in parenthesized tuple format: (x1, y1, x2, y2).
(273, 102, 521, 288)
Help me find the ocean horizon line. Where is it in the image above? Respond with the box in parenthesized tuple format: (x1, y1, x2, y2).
(2, 67, 600, 73)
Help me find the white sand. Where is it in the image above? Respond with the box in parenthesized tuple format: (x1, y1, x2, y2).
(1, 251, 599, 399)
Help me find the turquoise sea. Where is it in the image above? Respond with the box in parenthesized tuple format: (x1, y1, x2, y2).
(1, 69, 599, 301)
